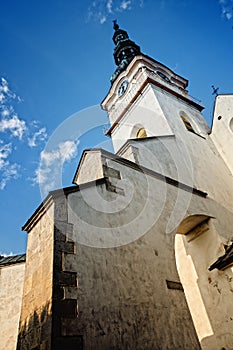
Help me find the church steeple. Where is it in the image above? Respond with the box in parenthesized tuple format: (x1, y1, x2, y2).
(110, 21, 141, 84)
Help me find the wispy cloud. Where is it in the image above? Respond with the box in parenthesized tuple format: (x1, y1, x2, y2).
(119, 1, 131, 10)
(34, 140, 79, 194)
(0, 77, 48, 189)
(28, 127, 47, 148)
(107, 0, 113, 13)
(0, 115, 26, 139)
(0, 140, 20, 189)
(0, 78, 16, 103)
(0, 77, 27, 140)
(218, 0, 233, 20)
(100, 15, 107, 24)
(87, 0, 140, 24)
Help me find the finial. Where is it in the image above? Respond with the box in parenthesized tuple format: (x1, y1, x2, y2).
(211, 85, 219, 96)
(113, 19, 119, 31)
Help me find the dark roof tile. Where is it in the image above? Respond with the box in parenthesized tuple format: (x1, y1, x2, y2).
(0, 253, 26, 266)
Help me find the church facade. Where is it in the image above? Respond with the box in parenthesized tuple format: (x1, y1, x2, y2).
(1, 23, 233, 350)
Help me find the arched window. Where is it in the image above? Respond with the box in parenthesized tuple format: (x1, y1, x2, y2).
(136, 128, 147, 138)
(181, 115, 195, 133)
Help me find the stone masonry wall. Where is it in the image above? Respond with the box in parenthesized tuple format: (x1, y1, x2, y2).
(51, 195, 82, 350)
(17, 205, 54, 350)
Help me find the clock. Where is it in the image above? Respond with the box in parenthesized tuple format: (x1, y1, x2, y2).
(156, 71, 171, 83)
(118, 79, 128, 97)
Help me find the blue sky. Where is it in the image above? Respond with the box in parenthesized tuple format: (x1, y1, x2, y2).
(0, 0, 233, 255)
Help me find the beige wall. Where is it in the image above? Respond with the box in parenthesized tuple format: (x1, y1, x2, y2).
(0, 262, 25, 350)
(17, 205, 54, 350)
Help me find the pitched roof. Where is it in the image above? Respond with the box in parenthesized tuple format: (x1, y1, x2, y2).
(0, 253, 26, 267)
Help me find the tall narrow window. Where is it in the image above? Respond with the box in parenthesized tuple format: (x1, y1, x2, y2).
(136, 128, 147, 138)
(181, 116, 195, 133)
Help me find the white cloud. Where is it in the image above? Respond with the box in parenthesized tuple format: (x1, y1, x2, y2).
(0, 78, 27, 140)
(226, 11, 233, 19)
(0, 77, 16, 104)
(40, 140, 78, 166)
(0, 78, 9, 95)
(87, 0, 140, 23)
(1, 107, 11, 117)
(218, 0, 233, 20)
(0, 140, 20, 189)
(0, 93, 4, 103)
(0, 77, 48, 189)
(120, 0, 131, 10)
(100, 15, 107, 24)
(34, 140, 79, 194)
(0, 141, 12, 168)
(107, 0, 113, 13)
(0, 162, 20, 190)
(0, 115, 27, 139)
(28, 127, 47, 148)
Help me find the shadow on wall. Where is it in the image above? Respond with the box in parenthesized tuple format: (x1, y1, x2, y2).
(16, 302, 52, 350)
(16, 301, 83, 350)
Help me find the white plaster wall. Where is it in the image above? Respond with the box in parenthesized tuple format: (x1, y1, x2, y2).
(121, 133, 233, 212)
(210, 94, 233, 175)
(111, 85, 174, 152)
(153, 86, 210, 136)
(74, 150, 104, 185)
(151, 89, 233, 212)
(0, 262, 25, 350)
(115, 86, 233, 212)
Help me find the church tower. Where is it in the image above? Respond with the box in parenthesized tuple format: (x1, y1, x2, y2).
(101, 22, 232, 208)
(13, 22, 233, 350)
(102, 21, 210, 153)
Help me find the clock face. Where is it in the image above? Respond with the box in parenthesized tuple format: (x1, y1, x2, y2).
(156, 71, 171, 83)
(118, 79, 128, 97)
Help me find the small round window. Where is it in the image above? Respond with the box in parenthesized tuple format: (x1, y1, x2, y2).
(136, 128, 147, 138)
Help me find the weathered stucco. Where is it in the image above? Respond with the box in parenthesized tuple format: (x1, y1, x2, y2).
(0, 262, 25, 350)
(17, 205, 54, 350)
(65, 143, 233, 349)
(67, 155, 210, 349)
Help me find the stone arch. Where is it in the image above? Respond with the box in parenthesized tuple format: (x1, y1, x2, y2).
(176, 214, 211, 235)
(175, 214, 214, 346)
(174, 213, 233, 349)
(130, 123, 147, 139)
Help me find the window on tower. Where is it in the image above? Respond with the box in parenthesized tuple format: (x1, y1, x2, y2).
(136, 128, 147, 138)
(180, 115, 195, 133)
